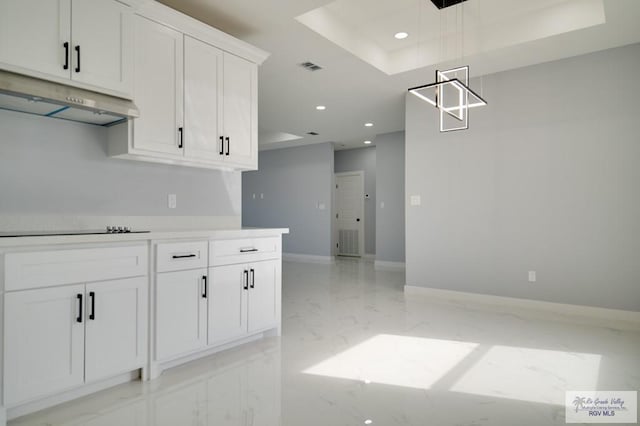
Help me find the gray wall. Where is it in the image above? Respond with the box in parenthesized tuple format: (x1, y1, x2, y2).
(242, 143, 334, 256)
(375, 131, 405, 263)
(0, 110, 241, 216)
(405, 43, 640, 311)
(334, 147, 376, 255)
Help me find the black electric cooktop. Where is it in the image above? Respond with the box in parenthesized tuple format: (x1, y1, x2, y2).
(0, 229, 150, 238)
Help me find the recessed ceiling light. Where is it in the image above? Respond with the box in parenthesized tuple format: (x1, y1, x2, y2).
(394, 32, 409, 40)
(364, 140, 372, 145)
(364, 420, 373, 425)
(364, 122, 373, 127)
(316, 105, 326, 110)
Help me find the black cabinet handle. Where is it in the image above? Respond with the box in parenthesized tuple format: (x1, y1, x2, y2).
(89, 291, 96, 320)
(243, 270, 249, 290)
(240, 248, 258, 253)
(202, 275, 208, 298)
(225, 136, 230, 156)
(250, 268, 255, 289)
(172, 254, 196, 259)
(74, 45, 80, 72)
(178, 127, 183, 148)
(63, 42, 69, 70)
(219, 136, 224, 155)
(76, 294, 83, 323)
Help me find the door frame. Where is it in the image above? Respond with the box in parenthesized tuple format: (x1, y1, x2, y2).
(333, 171, 365, 257)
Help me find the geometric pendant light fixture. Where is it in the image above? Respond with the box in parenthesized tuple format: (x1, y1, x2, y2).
(408, 65, 487, 132)
(407, 0, 487, 132)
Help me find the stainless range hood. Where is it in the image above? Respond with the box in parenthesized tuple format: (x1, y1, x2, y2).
(0, 70, 139, 126)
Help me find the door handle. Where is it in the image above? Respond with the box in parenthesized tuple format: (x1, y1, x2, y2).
(243, 270, 249, 290)
(202, 275, 208, 298)
(250, 268, 255, 289)
(178, 127, 184, 148)
(74, 45, 80, 73)
(225, 137, 230, 156)
(76, 294, 83, 323)
(219, 136, 224, 155)
(89, 291, 96, 320)
(63, 42, 69, 70)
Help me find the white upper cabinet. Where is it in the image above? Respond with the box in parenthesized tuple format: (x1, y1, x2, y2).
(0, 0, 71, 80)
(70, 0, 134, 96)
(223, 53, 257, 169)
(0, 0, 133, 98)
(184, 35, 223, 162)
(108, 2, 266, 171)
(132, 15, 183, 156)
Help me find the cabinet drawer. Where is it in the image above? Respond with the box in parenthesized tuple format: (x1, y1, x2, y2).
(4, 245, 148, 292)
(156, 241, 208, 272)
(209, 237, 280, 266)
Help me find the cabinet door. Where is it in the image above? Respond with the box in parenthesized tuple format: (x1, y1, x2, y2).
(156, 269, 208, 361)
(222, 53, 257, 169)
(85, 277, 147, 382)
(4, 285, 85, 405)
(70, 0, 133, 96)
(0, 0, 71, 80)
(247, 260, 278, 333)
(184, 36, 223, 162)
(208, 264, 248, 345)
(132, 15, 183, 156)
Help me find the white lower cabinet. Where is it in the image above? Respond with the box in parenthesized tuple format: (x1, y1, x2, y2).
(4, 284, 85, 405)
(155, 268, 208, 360)
(4, 277, 147, 405)
(84, 277, 147, 382)
(208, 259, 278, 346)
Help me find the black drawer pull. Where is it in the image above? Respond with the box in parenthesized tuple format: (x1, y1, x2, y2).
(178, 127, 184, 148)
(250, 268, 255, 289)
(243, 270, 249, 290)
(76, 294, 83, 323)
(89, 291, 96, 320)
(172, 254, 196, 259)
(219, 136, 224, 155)
(240, 248, 258, 253)
(225, 136, 230, 156)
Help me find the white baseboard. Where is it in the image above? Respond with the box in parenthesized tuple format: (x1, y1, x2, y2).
(375, 260, 406, 270)
(283, 253, 335, 264)
(363, 254, 376, 261)
(404, 285, 640, 331)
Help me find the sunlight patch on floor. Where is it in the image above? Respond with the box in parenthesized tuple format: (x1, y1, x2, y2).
(303, 334, 478, 389)
(450, 345, 602, 405)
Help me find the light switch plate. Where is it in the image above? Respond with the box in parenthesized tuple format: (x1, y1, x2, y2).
(410, 195, 421, 206)
(168, 194, 177, 209)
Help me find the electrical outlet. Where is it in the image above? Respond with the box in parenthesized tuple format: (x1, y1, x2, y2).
(168, 194, 177, 209)
(528, 270, 536, 282)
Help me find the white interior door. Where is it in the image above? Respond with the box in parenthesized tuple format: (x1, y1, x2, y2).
(4, 284, 85, 405)
(84, 277, 147, 382)
(335, 172, 365, 257)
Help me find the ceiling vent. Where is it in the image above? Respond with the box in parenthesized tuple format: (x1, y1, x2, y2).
(299, 61, 323, 72)
(307, 131, 319, 136)
(430, 0, 467, 9)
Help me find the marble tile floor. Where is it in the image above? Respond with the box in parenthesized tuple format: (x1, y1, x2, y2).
(11, 258, 640, 426)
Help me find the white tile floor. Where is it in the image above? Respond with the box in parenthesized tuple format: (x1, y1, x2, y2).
(10, 258, 640, 426)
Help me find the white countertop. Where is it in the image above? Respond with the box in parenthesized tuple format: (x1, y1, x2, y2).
(0, 227, 289, 249)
